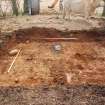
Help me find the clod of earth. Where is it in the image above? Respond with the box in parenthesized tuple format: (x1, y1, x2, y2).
(0, 40, 4, 48)
(9, 49, 19, 56)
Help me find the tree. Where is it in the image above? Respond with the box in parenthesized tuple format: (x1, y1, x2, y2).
(24, 0, 28, 14)
(11, 0, 18, 16)
(102, 0, 105, 16)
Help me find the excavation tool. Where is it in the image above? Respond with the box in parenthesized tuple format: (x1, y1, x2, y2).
(34, 38, 78, 41)
(8, 49, 21, 73)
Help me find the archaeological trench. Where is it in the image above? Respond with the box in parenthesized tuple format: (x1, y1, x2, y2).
(0, 26, 105, 104)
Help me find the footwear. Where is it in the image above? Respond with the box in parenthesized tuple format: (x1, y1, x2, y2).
(48, 5, 54, 8)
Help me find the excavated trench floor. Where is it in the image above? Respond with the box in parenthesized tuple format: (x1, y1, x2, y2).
(0, 27, 105, 104)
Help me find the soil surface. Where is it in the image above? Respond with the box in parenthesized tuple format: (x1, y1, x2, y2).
(0, 0, 105, 33)
(0, 85, 104, 105)
(1, 14, 105, 33)
(0, 0, 105, 104)
(0, 20, 105, 105)
(0, 27, 105, 86)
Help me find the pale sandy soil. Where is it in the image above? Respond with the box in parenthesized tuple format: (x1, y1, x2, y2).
(1, 14, 104, 33)
(0, 0, 104, 33)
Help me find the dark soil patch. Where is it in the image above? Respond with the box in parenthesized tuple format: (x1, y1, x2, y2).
(0, 85, 105, 105)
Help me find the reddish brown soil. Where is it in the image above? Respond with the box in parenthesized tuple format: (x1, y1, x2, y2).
(0, 27, 105, 86)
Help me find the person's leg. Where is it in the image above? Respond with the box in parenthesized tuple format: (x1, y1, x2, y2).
(48, 0, 59, 8)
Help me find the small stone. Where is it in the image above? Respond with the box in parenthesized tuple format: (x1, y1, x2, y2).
(9, 49, 18, 56)
(14, 78, 19, 83)
(53, 44, 62, 51)
(0, 40, 4, 48)
(3, 60, 8, 64)
(26, 18, 30, 21)
(26, 40, 30, 44)
(65, 73, 74, 84)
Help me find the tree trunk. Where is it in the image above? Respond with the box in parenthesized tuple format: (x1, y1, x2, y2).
(102, 6, 105, 16)
(11, 0, 18, 16)
(102, 0, 105, 16)
(24, 0, 29, 14)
